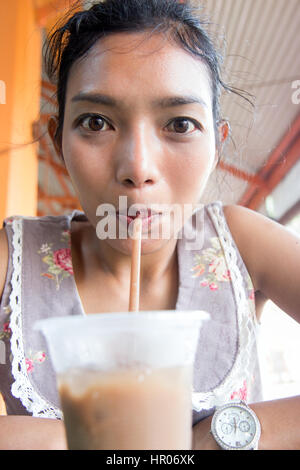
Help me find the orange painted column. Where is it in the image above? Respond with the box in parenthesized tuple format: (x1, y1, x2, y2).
(0, 0, 42, 225)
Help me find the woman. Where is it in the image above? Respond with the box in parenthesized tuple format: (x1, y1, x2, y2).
(0, 0, 299, 450)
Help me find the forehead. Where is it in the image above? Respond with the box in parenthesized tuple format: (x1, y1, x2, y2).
(66, 32, 213, 108)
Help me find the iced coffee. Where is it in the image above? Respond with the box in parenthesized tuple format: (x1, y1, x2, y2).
(35, 311, 209, 450)
(59, 365, 192, 450)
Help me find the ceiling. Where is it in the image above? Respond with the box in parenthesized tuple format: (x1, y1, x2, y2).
(196, 0, 300, 219)
(36, 0, 300, 225)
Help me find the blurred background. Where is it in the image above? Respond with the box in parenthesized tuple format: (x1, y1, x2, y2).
(0, 0, 299, 401)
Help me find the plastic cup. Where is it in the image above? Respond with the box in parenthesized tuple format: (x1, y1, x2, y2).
(35, 310, 209, 450)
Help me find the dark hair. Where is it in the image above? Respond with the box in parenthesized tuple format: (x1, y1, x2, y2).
(44, 0, 253, 149)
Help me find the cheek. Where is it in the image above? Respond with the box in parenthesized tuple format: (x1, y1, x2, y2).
(167, 139, 216, 198)
(62, 134, 110, 186)
(62, 133, 83, 176)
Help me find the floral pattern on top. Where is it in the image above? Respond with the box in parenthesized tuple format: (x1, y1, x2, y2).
(0, 305, 12, 343)
(25, 350, 46, 374)
(230, 380, 248, 402)
(1, 309, 47, 374)
(37, 230, 74, 290)
(191, 237, 231, 291)
(0, 278, 47, 376)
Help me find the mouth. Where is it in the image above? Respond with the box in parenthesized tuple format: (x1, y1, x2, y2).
(116, 207, 163, 230)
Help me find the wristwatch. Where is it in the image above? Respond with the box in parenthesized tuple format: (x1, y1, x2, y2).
(211, 400, 261, 450)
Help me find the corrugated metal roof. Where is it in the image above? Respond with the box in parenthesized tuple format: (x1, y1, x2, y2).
(37, 0, 300, 218)
(197, 0, 300, 213)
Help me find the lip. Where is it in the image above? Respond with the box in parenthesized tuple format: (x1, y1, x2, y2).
(116, 208, 161, 218)
(116, 210, 163, 231)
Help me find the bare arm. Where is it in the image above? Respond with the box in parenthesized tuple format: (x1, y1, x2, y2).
(193, 396, 300, 450)
(224, 204, 300, 322)
(193, 205, 300, 450)
(0, 416, 67, 450)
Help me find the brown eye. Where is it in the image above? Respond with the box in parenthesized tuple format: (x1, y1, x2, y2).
(79, 115, 111, 132)
(173, 118, 190, 133)
(88, 116, 105, 131)
(167, 117, 201, 134)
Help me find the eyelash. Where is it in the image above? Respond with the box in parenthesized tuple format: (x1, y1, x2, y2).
(75, 113, 203, 135)
(167, 117, 203, 134)
(76, 114, 111, 132)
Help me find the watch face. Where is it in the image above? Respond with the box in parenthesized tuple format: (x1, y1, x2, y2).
(213, 404, 259, 449)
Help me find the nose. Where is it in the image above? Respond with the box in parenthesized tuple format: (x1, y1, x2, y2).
(115, 123, 161, 189)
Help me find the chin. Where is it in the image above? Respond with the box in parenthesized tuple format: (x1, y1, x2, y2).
(105, 236, 175, 256)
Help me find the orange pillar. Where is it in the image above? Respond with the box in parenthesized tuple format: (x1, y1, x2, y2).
(0, 0, 42, 225)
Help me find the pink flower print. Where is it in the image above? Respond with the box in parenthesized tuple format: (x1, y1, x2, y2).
(3, 322, 11, 334)
(26, 351, 46, 374)
(208, 258, 231, 282)
(53, 248, 74, 275)
(191, 263, 205, 277)
(38, 240, 74, 290)
(34, 351, 46, 363)
(249, 289, 255, 300)
(192, 237, 231, 291)
(62, 230, 72, 247)
(0, 321, 12, 341)
(209, 282, 218, 291)
(26, 358, 34, 374)
(230, 380, 248, 401)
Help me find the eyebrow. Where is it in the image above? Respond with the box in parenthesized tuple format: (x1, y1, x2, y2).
(71, 92, 208, 109)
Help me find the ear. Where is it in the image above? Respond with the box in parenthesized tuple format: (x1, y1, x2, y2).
(48, 115, 65, 166)
(213, 119, 230, 169)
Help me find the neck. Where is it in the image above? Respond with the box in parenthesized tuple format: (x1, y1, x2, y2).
(93, 235, 178, 288)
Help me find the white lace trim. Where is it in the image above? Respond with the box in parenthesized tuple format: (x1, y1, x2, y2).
(9, 217, 62, 419)
(192, 203, 258, 411)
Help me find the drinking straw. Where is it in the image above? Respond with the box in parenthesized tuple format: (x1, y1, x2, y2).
(129, 217, 142, 312)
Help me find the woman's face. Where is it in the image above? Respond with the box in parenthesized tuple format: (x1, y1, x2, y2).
(52, 32, 222, 254)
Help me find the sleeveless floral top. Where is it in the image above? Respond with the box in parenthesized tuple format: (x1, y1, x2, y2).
(0, 202, 263, 425)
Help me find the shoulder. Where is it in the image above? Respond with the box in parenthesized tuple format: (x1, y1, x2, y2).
(222, 204, 269, 287)
(0, 227, 9, 302)
(223, 203, 272, 239)
(0, 212, 75, 303)
(223, 203, 300, 253)
(223, 204, 300, 319)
